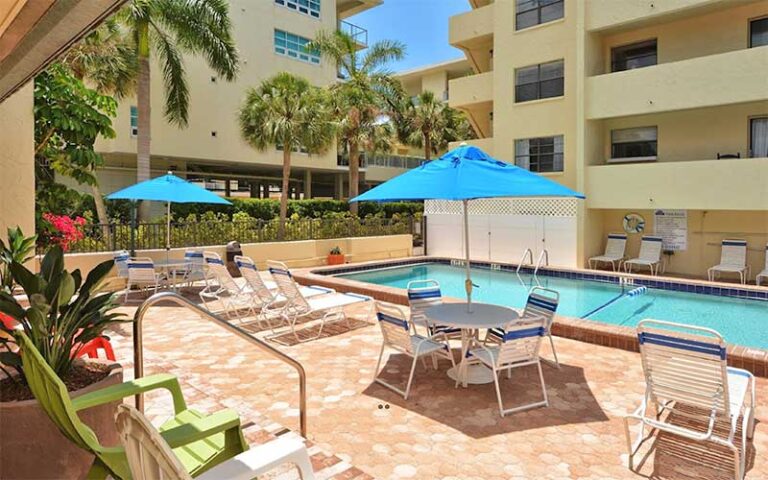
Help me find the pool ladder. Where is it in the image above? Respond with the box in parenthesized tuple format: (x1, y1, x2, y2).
(516, 249, 549, 287)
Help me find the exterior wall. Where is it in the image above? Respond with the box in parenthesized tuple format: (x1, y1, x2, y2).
(0, 83, 34, 237)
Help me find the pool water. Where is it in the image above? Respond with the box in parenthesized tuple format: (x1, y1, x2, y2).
(337, 263, 768, 350)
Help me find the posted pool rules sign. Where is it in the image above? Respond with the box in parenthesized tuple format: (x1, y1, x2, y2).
(654, 209, 687, 251)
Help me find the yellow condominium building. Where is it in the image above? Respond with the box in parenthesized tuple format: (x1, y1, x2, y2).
(448, 0, 768, 280)
(91, 0, 381, 201)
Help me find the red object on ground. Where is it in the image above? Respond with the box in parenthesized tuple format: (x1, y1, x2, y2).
(74, 336, 116, 361)
(0, 313, 18, 330)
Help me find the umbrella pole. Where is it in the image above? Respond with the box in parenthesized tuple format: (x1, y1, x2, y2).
(130, 201, 137, 257)
(166, 201, 171, 262)
(463, 200, 473, 313)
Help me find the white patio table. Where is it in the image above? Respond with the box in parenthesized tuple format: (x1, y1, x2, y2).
(424, 302, 519, 387)
(152, 258, 190, 292)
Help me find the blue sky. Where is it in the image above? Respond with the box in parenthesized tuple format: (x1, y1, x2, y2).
(350, 0, 470, 72)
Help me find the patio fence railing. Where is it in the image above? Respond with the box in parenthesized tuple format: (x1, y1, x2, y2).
(44, 216, 422, 254)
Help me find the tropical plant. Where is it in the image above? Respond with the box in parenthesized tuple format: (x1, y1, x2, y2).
(399, 91, 475, 160)
(119, 0, 239, 219)
(0, 247, 125, 383)
(238, 72, 336, 239)
(0, 228, 37, 293)
(309, 30, 405, 215)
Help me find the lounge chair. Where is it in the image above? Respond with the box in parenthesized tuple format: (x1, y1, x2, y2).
(407, 280, 461, 342)
(116, 404, 315, 480)
(464, 316, 549, 416)
(113, 250, 130, 278)
(708, 239, 750, 284)
(372, 301, 455, 399)
(624, 320, 755, 480)
(178, 249, 207, 287)
(267, 260, 372, 342)
(588, 233, 627, 271)
(125, 258, 166, 301)
(757, 243, 768, 286)
(16, 331, 250, 480)
(623, 236, 664, 276)
(486, 286, 561, 368)
(200, 251, 257, 318)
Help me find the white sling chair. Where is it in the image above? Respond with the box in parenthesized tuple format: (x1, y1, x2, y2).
(757, 243, 768, 286)
(624, 236, 664, 276)
(115, 404, 315, 480)
(624, 320, 755, 480)
(588, 233, 627, 271)
(200, 252, 257, 319)
(113, 250, 130, 279)
(267, 260, 372, 342)
(125, 258, 166, 301)
(406, 280, 461, 342)
(708, 239, 750, 284)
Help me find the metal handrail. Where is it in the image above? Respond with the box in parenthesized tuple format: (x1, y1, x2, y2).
(133, 292, 307, 437)
(533, 249, 550, 281)
(516, 248, 534, 275)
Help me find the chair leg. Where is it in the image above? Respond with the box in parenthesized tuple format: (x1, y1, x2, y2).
(492, 367, 505, 417)
(404, 354, 420, 400)
(537, 361, 549, 407)
(373, 343, 385, 384)
(548, 334, 560, 369)
(292, 448, 316, 480)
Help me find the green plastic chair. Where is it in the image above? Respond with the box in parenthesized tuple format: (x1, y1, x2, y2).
(17, 332, 248, 479)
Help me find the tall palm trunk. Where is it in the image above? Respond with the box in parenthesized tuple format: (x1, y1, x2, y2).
(136, 24, 151, 221)
(348, 141, 360, 216)
(278, 147, 291, 240)
(424, 131, 432, 161)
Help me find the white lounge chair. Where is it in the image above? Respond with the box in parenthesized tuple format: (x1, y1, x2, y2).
(464, 316, 549, 416)
(708, 239, 750, 284)
(624, 236, 664, 276)
(115, 404, 315, 480)
(179, 249, 207, 286)
(757, 243, 768, 286)
(486, 286, 561, 368)
(267, 260, 372, 342)
(200, 251, 257, 319)
(125, 258, 166, 301)
(588, 233, 627, 271)
(372, 301, 455, 400)
(624, 320, 755, 480)
(407, 280, 461, 343)
(113, 250, 130, 279)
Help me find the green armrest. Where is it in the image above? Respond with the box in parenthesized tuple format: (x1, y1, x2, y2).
(72, 373, 187, 414)
(161, 409, 242, 449)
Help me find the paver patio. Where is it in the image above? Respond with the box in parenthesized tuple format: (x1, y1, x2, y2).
(108, 292, 768, 480)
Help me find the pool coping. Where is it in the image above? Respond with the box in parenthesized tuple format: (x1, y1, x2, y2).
(292, 256, 768, 378)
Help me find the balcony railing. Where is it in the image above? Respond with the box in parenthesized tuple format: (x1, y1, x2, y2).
(338, 153, 426, 170)
(339, 20, 367, 47)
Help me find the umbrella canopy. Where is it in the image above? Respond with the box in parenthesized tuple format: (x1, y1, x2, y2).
(350, 144, 585, 311)
(106, 173, 232, 204)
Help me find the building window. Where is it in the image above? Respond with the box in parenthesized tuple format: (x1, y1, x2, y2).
(275, 0, 320, 19)
(515, 60, 564, 103)
(611, 127, 657, 160)
(274, 30, 320, 65)
(611, 40, 657, 72)
(750, 17, 768, 47)
(515, 135, 564, 173)
(516, 0, 564, 31)
(130, 106, 138, 137)
(750, 117, 768, 158)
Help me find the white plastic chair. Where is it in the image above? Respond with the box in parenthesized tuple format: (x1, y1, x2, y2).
(125, 258, 165, 301)
(464, 316, 549, 416)
(407, 280, 461, 342)
(588, 233, 627, 271)
(113, 250, 130, 278)
(757, 243, 768, 286)
(708, 239, 750, 284)
(486, 287, 561, 368)
(624, 320, 756, 480)
(372, 302, 455, 400)
(179, 249, 207, 286)
(115, 404, 315, 480)
(624, 236, 664, 276)
(199, 251, 257, 319)
(267, 260, 372, 342)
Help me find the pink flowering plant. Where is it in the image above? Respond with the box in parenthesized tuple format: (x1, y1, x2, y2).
(41, 213, 86, 252)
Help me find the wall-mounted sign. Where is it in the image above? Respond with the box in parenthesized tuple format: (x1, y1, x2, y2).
(622, 213, 645, 234)
(654, 209, 687, 251)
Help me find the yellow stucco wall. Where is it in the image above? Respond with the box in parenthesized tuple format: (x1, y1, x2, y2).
(0, 83, 34, 237)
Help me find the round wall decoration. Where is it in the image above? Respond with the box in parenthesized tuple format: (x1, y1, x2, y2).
(623, 213, 646, 234)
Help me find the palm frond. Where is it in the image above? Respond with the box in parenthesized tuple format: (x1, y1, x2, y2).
(150, 22, 189, 126)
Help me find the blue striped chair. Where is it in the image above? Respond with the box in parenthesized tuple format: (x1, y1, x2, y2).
(125, 258, 166, 301)
(407, 280, 461, 342)
(113, 250, 130, 279)
(486, 287, 560, 368)
(180, 249, 207, 286)
(373, 302, 454, 400)
(464, 317, 549, 416)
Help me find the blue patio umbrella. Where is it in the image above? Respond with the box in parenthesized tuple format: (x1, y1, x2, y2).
(350, 144, 585, 310)
(107, 172, 231, 254)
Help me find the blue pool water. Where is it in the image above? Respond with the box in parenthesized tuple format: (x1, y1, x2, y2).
(337, 263, 768, 350)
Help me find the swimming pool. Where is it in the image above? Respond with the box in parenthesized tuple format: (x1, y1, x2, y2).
(336, 262, 768, 350)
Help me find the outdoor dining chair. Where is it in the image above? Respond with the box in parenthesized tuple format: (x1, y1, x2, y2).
(624, 236, 664, 276)
(708, 239, 750, 284)
(113, 250, 130, 279)
(125, 258, 166, 301)
(179, 249, 207, 287)
(372, 301, 455, 400)
(407, 280, 462, 343)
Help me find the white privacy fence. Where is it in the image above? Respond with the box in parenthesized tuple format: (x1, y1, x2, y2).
(425, 198, 579, 268)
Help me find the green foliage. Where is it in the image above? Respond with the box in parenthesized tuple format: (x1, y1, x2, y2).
(398, 90, 476, 159)
(0, 228, 38, 293)
(0, 247, 126, 382)
(329, 246, 342, 255)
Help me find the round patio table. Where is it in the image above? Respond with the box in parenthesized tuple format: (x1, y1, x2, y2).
(424, 302, 519, 386)
(153, 258, 190, 291)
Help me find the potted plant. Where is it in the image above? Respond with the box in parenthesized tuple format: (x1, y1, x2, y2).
(0, 244, 127, 479)
(327, 246, 345, 265)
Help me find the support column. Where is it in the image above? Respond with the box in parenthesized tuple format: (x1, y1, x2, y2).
(334, 174, 342, 200)
(249, 182, 259, 198)
(304, 170, 312, 199)
(224, 179, 231, 197)
(0, 84, 34, 239)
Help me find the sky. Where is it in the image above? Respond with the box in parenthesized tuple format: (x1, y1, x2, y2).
(349, 0, 470, 72)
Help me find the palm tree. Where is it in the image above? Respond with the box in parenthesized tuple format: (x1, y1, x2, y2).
(121, 0, 239, 218)
(310, 30, 404, 215)
(400, 91, 475, 160)
(238, 73, 335, 239)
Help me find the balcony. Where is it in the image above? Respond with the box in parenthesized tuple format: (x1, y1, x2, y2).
(338, 20, 367, 49)
(448, 71, 492, 109)
(336, 0, 381, 20)
(449, 3, 494, 49)
(586, 0, 737, 32)
(586, 47, 768, 119)
(586, 157, 768, 210)
(337, 153, 424, 170)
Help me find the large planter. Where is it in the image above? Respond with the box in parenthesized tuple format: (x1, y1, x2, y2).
(327, 253, 345, 265)
(0, 361, 123, 480)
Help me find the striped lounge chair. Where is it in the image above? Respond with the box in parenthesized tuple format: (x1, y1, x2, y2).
(624, 235, 664, 276)
(708, 239, 750, 284)
(200, 251, 258, 319)
(757, 243, 768, 286)
(588, 233, 627, 271)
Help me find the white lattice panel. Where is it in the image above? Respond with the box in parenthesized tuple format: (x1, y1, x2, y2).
(425, 198, 577, 217)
